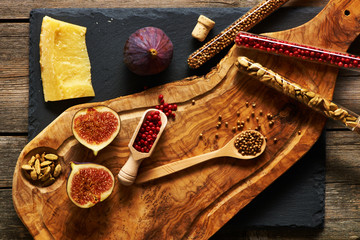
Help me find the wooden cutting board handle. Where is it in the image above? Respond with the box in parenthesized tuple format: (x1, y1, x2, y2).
(265, 0, 360, 52)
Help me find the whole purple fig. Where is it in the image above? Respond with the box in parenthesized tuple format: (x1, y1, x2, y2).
(123, 27, 174, 76)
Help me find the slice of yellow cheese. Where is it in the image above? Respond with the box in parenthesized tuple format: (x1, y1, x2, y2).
(39, 16, 95, 102)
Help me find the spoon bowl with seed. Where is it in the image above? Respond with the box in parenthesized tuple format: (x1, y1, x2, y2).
(135, 130, 266, 184)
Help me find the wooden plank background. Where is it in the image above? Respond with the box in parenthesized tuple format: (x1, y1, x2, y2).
(1, 0, 359, 239)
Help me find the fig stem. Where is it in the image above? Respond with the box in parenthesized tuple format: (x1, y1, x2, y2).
(149, 48, 158, 57)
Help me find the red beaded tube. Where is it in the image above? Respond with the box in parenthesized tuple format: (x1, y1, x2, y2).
(235, 31, 360, 70)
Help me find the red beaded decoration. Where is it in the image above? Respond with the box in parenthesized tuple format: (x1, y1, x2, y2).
(235, 31, 360, 69)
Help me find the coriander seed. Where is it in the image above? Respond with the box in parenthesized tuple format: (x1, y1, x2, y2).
(234, 130, 264, 156)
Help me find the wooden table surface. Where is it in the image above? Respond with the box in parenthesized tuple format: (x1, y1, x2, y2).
(2, 0, 360, 239)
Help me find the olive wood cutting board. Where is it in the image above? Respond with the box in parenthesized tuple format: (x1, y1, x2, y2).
(13, 1, 360, 239)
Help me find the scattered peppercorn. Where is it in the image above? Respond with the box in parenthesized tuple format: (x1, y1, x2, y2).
(155, 94, 177, 119)
(273, 138, 278, 143)
(252, 103, 256, 108)
(192, 99, 196, 105)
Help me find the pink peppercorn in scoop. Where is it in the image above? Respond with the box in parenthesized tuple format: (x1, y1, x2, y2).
(118, 109, 168, 186)
(235, 31, 360, 71)
(133, 110, 163, 153)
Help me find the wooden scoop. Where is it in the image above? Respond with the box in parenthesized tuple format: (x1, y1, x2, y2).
(118, 109, 168, 186)
(136, 130, 266, 184)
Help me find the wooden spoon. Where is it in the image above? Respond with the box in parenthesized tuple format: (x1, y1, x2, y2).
(136, 130, 266, 184)
(118, 109, 168, 186)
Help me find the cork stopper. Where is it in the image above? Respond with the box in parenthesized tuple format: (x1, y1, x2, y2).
(191, 15, 215, 42)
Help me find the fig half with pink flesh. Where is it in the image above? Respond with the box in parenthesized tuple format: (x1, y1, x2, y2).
(72, 106, 121, 156)
(66, 162, 115, 208)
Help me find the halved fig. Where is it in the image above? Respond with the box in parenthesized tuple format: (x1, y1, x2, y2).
(72, 106, 121, 155)
(66, 162, 115, 208)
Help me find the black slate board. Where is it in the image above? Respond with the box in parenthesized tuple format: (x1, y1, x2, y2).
(29, 7, 325, 233)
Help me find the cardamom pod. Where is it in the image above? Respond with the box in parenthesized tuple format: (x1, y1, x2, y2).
(34, 159, 41, 175)
(40, 161, 53, 167)
(30, 169, 37, 180)
(53, 164, 62, 178)
(44, 153, 58, 161)
(237, 57, 249, 68)
(28, 156, 36, 166)
(21, 164, 33, 171)
(248, 63, 262, 71)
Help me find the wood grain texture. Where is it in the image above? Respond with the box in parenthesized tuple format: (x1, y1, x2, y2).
(1, 132, 359, 240)
(0, 23, 29, 133)
(0, 0, 358, 239)
(11, 0, 360, 239)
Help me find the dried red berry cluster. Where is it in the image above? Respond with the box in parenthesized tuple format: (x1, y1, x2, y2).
(155, 94, 177, 119)
(133, 110, 162, 153)
(235, 31, 360, 68)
